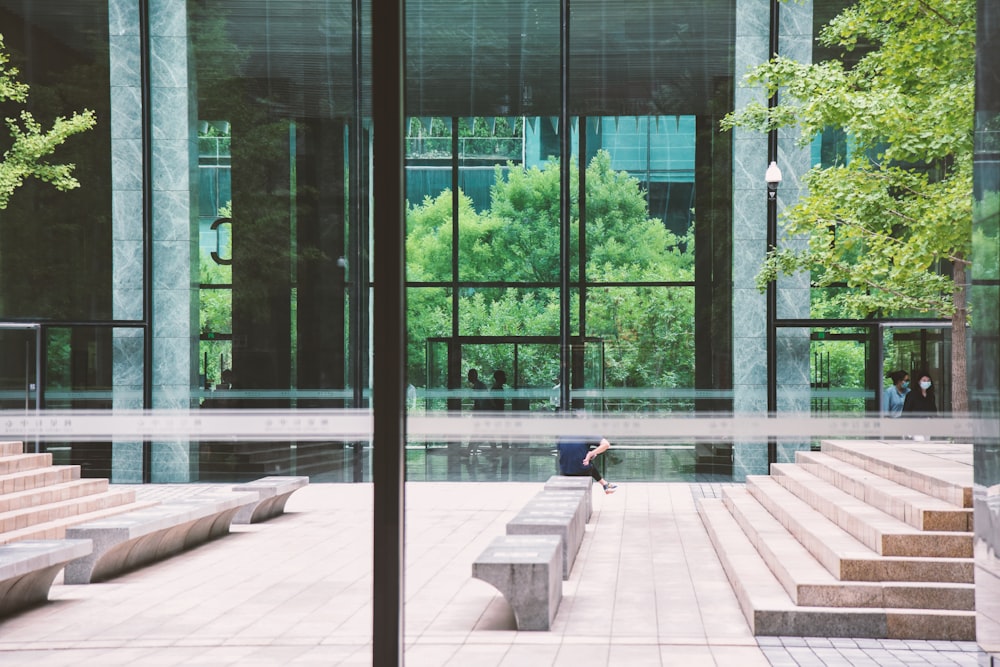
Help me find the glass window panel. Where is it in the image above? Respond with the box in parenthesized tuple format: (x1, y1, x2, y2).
(584, 133, 695, 283)
(464, 146, 568, 284)
(0, 1, 113, 320)
(191, 1, 362, 410)
(405, 0, 559, 117)
(407, 287, 453, 407)
(585, 286, 695, 411)
(569, 0, 735, 117)
(458, 287, 564, 337)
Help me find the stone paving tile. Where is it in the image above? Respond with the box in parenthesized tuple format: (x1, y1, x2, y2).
(0, 482, 993, 667)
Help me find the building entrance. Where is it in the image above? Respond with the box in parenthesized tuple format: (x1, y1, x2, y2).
(0, 324, 41, 451)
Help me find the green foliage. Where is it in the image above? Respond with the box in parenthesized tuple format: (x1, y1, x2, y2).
(973, 191, 1000, 282)
(200, 200, 233, 385)
(722, 0, 975, 320)
(405, 150, 695, 397)
(0, 35, 96, 210)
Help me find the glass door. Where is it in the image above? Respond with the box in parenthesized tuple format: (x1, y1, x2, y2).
(0, 324, 41, 451)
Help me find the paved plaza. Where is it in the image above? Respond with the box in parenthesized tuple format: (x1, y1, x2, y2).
(0, 482, 991, 666)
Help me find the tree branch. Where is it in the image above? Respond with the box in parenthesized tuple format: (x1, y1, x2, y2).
(824, 258, 949, 312)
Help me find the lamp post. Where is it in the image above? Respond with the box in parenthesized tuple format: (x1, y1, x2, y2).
(765, 0, 781, 470)
(766, 160, 781, 468)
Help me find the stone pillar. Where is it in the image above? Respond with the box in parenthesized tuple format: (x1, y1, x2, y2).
(732, 0, 812, 479)
(774, 0, 813, 463)
(109, 0, 144, 483)
(148, 0, 200, 481)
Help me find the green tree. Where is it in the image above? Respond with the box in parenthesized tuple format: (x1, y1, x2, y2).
(0, 35, 95, 209)
(406, 150, 695, 404)
(722, 0, 975, 412)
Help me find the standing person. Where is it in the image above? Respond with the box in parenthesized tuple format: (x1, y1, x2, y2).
(882, 370, 910, 417)
(466, 369, 488, 456)
(557, 433, 618, 494)
(489, 369, 507, 412)
(903, 372, 937, 415)
(467, 369, 487, 410)
(488, 369, 508, 452)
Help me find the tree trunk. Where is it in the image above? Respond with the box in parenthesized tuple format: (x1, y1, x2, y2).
(951, 258, 969, 415)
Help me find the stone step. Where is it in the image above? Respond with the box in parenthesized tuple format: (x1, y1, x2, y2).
(696, 497, 976, 640)
(0, 453, 54, 477)
(767, 464, 973, 558)
(745, 476, 973, 583)
(0, 478, 111, 515)
(0, 488, 139, 539)
(0, 465, 80, 494)
(820, 440, 972, 508)
(0, 441, 24, 457)
(722, 487, 974, 610)
(795, 451, 971, 532)
(0, 498, 160, 545)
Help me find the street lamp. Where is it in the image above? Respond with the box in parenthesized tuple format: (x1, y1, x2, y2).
(765, 160, 782, 200)
(765, 160, 780, 468)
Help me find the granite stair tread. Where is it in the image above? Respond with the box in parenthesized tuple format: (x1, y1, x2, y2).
(768, 463, 973, 558)
(722, 486, 974, 611)
(697, 496, 976, 639)
(0, 453, 55, 476)
(0, 487, 140, 535)
(820, 440, 972, 508)
(0, 465, 80, 494)
(794, 450, 972, 532)
(0, 498, 160, 545)
(746, 475, 973, 583)
(0, 441, 25, 457)
(0, 478, 111, 514)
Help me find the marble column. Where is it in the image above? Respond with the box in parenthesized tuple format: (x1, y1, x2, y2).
(774, 0, 813, 463)
(732, 0, 813, 479)
(148, 0, 200, 481)
(109, 0, 144, 483)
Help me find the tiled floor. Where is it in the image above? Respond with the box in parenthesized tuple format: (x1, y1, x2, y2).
(0, 482, 993, 666)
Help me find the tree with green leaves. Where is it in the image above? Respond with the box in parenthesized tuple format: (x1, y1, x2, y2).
(722, 0, 975, 413)
(406, 150, 695, 406)
(0, 35, 96, 209)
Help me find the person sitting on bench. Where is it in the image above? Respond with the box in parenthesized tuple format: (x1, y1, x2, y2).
(556, 433, 618, 495)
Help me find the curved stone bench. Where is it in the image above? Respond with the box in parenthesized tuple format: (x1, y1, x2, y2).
(231, 476, 309, 524)
(63, 492, 257, 584)
(0, 539, 92, 616)
(472, 534, 563, 630)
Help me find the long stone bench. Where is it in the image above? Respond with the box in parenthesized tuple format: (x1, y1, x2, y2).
(543, 475, 593, 522)
(471, 534, 563, 630)
(0, 539, 92, 616)
(63, 492, 258, 584)
(231, 475, 309, 524)
(506, 489, 588, 580)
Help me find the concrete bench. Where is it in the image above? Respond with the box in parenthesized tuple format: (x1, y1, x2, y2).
(0, 539, 92, 616)
(544, 475, 593, 522)
(63, 492, 258, 584)
(506, 490, 588, 580)
(231, 475, 309, 524)
(471, 534, 563, 630)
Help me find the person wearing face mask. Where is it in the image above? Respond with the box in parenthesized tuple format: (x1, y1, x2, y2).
(882, 370, 910, 417)
(902, 371, 937, 414)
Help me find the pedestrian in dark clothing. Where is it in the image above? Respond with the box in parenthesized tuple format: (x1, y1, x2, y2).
(557, 434, 618, 494)
(902, 372, 937, 414)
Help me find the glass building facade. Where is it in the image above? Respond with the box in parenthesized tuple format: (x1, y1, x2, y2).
(0, 0, 997, 652)
(4, 0, 969, 484)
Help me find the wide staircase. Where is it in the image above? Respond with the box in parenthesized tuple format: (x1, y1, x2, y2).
(0, 440, 155, 545)
(697, 439, 976, 640)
